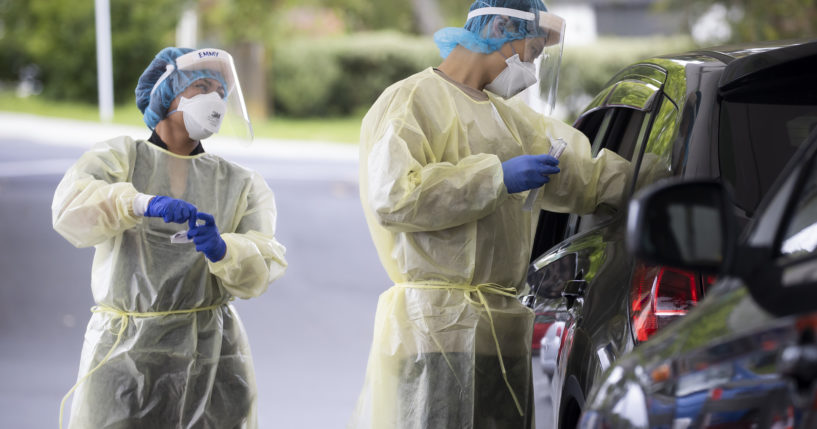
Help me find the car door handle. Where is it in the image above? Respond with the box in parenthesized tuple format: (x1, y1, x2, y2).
(562, 280, 587, 298)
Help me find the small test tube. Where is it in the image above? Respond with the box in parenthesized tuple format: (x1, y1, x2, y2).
(523, 138, 568, 211)
(170, 230, 193, 244)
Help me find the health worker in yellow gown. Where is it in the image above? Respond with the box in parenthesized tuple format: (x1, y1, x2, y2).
(52, 47, 287, 429)
(349, 1, 631, 428)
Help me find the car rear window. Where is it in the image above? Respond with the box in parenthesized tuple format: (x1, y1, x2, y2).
(719, 102, 817, 215)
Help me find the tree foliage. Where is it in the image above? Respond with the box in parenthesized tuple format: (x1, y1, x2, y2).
(0, 0, 183, 103)
(198, 0, 283, 45)
(657, 0, 817, 42)
(287, 0, 467, 35)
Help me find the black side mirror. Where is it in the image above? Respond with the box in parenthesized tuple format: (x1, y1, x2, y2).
(626, 179, 737, 274)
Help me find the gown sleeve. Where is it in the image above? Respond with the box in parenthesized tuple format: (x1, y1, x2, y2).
(496, 96, 633, 214)
(363, 87, 509, 233)
(52, 137, 142, 248)
(535, 117, 632, 214)
(208, 172, 287, 299)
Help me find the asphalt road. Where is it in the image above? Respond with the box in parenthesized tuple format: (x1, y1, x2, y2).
(0, 113, 552, 428)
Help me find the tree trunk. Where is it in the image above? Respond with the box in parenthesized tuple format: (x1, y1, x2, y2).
(231, 41, 267, 119)
(410, 0, 444, 35)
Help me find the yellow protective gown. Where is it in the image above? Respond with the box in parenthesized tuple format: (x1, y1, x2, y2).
(52, 136, 287, 429)
(351, 68, 630, 429)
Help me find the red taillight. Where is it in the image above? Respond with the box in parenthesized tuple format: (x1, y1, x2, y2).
(631, 263, 701, 342)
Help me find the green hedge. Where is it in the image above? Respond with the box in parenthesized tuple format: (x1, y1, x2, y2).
(270, 32, 441, 117)
(270, 33, 693, 119)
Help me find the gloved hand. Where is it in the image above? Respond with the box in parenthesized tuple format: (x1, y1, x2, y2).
(501, 154, 561, 194)
(145, 196, 198, 228)
(188, 212, 227, 262)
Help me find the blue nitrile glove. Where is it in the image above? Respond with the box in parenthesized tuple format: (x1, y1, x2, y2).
(188, 212, 227, 262)
(501, 154, 561, 194)
(145, 196, 198, 228)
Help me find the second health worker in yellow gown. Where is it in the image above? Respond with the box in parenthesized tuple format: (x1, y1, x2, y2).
(351, 1, 631, 428)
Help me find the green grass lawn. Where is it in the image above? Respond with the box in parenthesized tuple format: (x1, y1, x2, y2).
(0, 91, 363, 143)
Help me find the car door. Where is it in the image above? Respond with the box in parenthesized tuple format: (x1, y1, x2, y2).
(527, 63, 677, 424)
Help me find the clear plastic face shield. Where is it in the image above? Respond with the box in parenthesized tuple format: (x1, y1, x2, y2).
(470, 7, 565, 114)
(153, 49, 254, 144)
(530, 12, 565, 115)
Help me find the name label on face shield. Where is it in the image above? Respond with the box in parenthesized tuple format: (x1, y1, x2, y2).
(198, 51, 220, 58)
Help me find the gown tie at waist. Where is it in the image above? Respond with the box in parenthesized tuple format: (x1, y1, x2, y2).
(59, 300, 232, 429)
(395, 281, 525, 417)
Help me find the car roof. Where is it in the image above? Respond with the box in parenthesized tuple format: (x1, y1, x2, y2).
(716, 39, 817, 91)
(693, 39, 807, 62)
(647, 39, 817, 88)
(581, 39, 817, 123)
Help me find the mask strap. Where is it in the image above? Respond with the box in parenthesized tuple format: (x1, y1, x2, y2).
(150, 64, 176, 97)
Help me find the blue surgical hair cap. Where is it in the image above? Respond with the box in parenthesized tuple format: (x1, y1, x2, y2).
(135, 47, 227, 130)
(433, 0, 549, 59)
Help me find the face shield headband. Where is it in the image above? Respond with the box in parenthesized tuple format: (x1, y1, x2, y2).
(149, 49, 253, 143)
(466, 6, 562, 46)
(467, 7, 566, 114)
(467, 7, 541, 35)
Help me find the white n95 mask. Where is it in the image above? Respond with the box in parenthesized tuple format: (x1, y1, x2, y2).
(174, 92, 227, 141)
(485, 54, 538, 99)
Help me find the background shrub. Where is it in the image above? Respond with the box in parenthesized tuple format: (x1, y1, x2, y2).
(0, 0, 182, 104)
(270, 31, 440, 117)
(270, 33, 693, 119)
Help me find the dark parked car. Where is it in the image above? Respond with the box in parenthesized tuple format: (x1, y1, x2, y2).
(525, 39, 817, 427)
(578, 126, 817, 428)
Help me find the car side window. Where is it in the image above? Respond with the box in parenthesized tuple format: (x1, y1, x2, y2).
(780, 155, 817, 258)
(570, 107, 648, 235)
(588, 108, 645, 160)
(632, 94, 678, 194)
